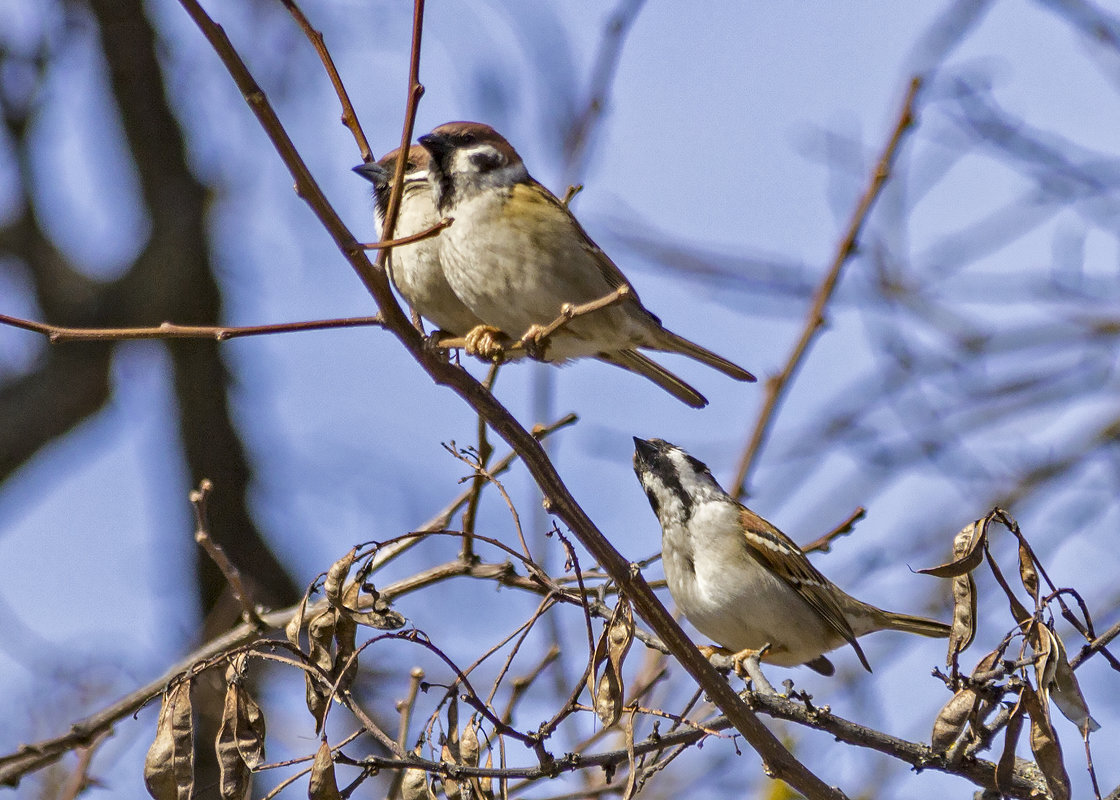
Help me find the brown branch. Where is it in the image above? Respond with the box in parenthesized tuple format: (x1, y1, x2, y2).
(278, 0, 372, 160)
(0, 413, 576, 787)
(801, 506, 866, 555)
(0, 312, 385, 343)
(190, 479, 262, 627)
(731, 76, 923, 500)
(342, 688, 1048, 799)
(172, 3, 850, 796)
(435, 286, 632, 355)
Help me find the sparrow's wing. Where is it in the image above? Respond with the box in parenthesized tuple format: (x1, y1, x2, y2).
(513, 179, 634, 295)
(737, 506, 873, 671)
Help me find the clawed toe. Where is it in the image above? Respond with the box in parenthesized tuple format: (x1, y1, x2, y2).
(464, 325, 509, 362)
(518, 323, 549, 361)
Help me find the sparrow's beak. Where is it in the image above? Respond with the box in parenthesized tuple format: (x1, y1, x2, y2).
(418, 132, 453, 162)
(352, 162, 388, 185)
(633, 437, 657, 466)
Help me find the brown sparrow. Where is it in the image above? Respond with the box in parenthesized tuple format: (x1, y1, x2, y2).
(633, 437, 950, 674)
(353, 146, 485, 335)
(355, 145, 694, 399)
(416, 122, 756, 408)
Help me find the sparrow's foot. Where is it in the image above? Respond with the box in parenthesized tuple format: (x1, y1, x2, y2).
(519, 323, 550, 361)
(697, 644, 732, 662)
(731, 644, 776, 694)
(424, 330, 452, 359)
(464, 325, 509, 362)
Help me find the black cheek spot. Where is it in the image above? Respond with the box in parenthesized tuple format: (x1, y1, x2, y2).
(642, 487, 661, 518)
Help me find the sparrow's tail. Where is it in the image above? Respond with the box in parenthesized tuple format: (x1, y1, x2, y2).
(653, 329, 756, 383)
(600, 350, 708, 408)
(880, 611, 952, 639)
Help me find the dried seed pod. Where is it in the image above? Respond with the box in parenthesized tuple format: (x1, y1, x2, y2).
(588, 600, 634, 727)
(340, 574, 407, 630)
(1017, 539, 1039, 608)
(1048, 630, 1100, 735)
(1021, 685, 1070, 800)
(918, 520, 986, 579)
(401, 766, 432, 800)
(994, 692, 1025, 794)
(308, 740, 342, 800)
(286, 582, 315, 651)
(325, 547, 357, 609)
(144, 680, 194, 800)
(930, 687, 978, 751)
(215, 685, 250, 800)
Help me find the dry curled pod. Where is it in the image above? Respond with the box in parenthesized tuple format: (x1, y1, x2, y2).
(144, 680, 194, 800)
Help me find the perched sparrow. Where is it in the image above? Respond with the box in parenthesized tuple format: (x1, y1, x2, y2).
(353, 146, 485, 335)
(632, 437, 950, 674)
(355, 145, 688, 395)
(416, 122, 756, 408)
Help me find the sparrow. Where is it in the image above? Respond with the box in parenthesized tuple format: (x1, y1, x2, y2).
(416, 121, 756, 408)
(353, 146, 485, 335)
(632, 437, 950, 675)
(354, 146, 686, 395)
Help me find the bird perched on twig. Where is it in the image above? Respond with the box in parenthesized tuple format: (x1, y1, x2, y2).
(416, 121, 756, 408)
(353, 146, 485, 336)
(633, 437, 950, 675)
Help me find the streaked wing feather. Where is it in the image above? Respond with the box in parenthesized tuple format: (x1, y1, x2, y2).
(738, 507, 871, 670)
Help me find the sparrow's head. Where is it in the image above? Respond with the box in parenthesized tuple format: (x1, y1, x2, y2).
(418, 121, 528, 210)
(353, 145, 432, 218)
(633, 437, 730, 524)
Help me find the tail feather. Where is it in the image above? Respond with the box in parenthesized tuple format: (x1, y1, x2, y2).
(653, 330, 756, 383)
(600, 350, 708, 408)
(881, 611, 952, 639)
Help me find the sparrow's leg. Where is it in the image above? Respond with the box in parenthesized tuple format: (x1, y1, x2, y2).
(463, 324, 510, 362)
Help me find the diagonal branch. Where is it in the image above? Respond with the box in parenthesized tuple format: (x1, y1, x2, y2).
(731, 76, 923, 500)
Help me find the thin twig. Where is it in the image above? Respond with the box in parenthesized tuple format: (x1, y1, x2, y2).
(356, 217, 453, 251)
(436, 286, 631, 356)
(191, 479, 263, 627)
(278, 0, 372, 160)
(801, 506, 866, 555)
(0, 313, 384, 343)
(731, 76, 924, 500)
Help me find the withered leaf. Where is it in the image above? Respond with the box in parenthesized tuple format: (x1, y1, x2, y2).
(308, 740, 342, 800)
(1049, 630, 1100, 735)
(930, 688, 977, 752)
(216, 685, 250, 800)
(144, 680, 194, 800)
(917, 520, 986, 578)
(1021, 684, 1070, 800)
